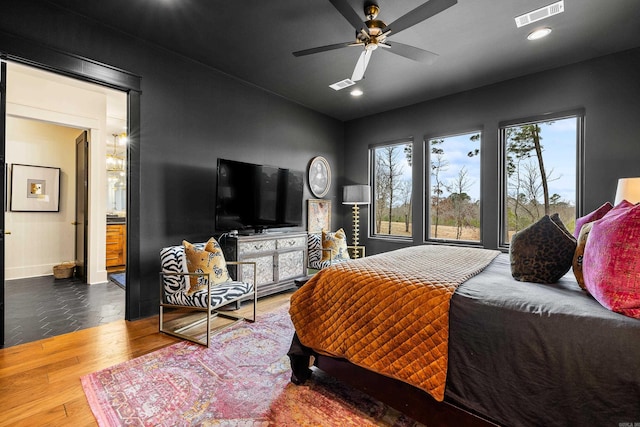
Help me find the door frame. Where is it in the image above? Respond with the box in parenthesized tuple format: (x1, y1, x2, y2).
(0, 33, 142, 347)
(1, 61, 6, 345)
(76, 130, 89, 282)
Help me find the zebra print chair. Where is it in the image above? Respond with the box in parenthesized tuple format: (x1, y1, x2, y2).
(159, 242, 257, 347)
(307, 232, 365, 270)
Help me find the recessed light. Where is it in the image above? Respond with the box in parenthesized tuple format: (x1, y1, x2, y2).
(527, 27, 552, 40)
(350, 89, 363, 97)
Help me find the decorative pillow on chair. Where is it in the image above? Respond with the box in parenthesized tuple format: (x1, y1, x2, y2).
(183, 238, 231, 294)
(510, 214, 577, 284)
(573, 201, 613, 238)
(321, 228, 351, 263)
(582, 202, 640, 319)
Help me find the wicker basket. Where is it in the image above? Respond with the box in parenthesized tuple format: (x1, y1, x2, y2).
(53, 262, 75, 279)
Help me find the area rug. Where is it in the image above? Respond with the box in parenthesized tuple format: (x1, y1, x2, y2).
(109, 272, 126, 289)
(81, 305, 423, 426)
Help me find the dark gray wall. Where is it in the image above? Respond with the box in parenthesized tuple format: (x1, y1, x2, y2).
(2, 1, 640, 320)
(0, 0, 344, 319)
(344, 47, 640, 255)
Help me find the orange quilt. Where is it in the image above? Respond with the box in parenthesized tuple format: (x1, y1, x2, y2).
(289, 245, 500, 401)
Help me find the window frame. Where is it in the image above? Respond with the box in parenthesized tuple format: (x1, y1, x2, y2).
(423, 129, 484, 246)
(368, 137, 414, 242)
(498, 109, 585, 249)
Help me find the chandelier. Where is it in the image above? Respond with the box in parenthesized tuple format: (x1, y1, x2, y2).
(107, 133, 127, 172)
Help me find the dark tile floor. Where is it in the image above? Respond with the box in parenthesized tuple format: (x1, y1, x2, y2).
(2, 275, 125, 348)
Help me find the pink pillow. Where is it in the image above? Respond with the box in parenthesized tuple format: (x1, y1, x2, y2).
(573, 201, 613, 238)
(582, 202, 640, 319)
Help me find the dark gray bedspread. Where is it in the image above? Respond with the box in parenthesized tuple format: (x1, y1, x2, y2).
(446, 253, 640, 427)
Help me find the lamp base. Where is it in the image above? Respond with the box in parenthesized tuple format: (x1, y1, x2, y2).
(352, 204, 361, 259)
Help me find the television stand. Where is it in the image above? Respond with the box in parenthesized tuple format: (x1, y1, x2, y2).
(221, 231, 307, 298)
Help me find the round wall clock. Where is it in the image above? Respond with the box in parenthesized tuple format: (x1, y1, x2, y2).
(308, 156, 331, 198)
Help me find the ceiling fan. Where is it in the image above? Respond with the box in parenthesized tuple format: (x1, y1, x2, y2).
(293, 0, 457, 87)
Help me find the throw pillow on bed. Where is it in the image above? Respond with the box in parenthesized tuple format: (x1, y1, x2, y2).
(321, 228, 351, 263)
(183, 238, 231, 294)
(573, 201, 613, 239)
(550, 213, 574, 239)
(572, 222, 593, 290)
(510, 214, 577, 284)
(582, 202, 640, 319)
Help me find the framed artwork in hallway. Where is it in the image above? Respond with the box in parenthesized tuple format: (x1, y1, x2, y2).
(10, 164, 61, 212)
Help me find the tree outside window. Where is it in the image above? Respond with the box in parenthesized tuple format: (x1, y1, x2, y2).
(371, 140, 413, 238)
(426, 132, 481, 242)
(502, 116, 579, 244)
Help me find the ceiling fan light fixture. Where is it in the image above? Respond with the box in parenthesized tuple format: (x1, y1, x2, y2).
(296, 0, 455, 89)
(364, 4, 379, 20)
(527, 27, 552, 40)
(350, 89, 364, 97)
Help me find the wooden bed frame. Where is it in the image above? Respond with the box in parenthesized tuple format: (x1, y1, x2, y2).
(289, 341, 499, 427)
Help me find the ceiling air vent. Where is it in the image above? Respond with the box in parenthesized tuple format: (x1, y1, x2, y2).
(515, 0, 564, 28)
(329, 79, 356, 91)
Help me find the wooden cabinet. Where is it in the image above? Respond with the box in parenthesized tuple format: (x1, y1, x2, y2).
(106, 224, 126, 268)
(221, 232, 307, 298)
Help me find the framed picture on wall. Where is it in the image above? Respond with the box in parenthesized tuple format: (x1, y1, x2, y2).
(307, 199, 331, 233)
(10, 164, 61, 212)
(308, 156, 331, 198)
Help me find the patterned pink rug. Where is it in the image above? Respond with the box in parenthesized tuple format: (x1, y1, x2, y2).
(81, 306, 422, 426)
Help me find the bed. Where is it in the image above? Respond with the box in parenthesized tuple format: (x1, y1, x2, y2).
(288, 245, 640, 427)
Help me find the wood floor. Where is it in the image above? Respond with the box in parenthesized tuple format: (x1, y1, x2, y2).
(0, 290, 293, 427)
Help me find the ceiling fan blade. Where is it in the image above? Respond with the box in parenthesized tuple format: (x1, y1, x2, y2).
(383, 41, 439, 64)
(351, 50, 372, 82)
(328, 0, 366, 31)
(292, 41, 354, 57)
(383, 0, 457, 36)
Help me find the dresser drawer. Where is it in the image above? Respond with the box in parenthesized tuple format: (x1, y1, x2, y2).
(237, 239, 277, 256)
(276, 236, 306, 249)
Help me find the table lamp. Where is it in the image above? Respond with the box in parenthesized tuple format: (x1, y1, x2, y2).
(343, 184, 371, 259)
(614, 177, 640, 204)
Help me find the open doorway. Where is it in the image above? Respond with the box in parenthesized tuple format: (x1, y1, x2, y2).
(106, 131, 127, 288)
(2, 62, 128, 346)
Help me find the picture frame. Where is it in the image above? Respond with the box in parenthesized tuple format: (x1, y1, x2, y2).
(308, 156, 331, 198)
(307, 199, 331, 233)
(10, 164, 61, 212)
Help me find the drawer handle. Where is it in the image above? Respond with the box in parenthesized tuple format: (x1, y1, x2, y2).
(254, 244, 263, 250)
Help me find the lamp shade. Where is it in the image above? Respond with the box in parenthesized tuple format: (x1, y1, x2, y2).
(614, 177, 640, 204)
(343, 185, 371, 205)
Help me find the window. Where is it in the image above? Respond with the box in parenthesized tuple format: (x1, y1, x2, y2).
(501, 113, 582, 245)
(426, 131, 482, 243)
(370, 139, 413, 239)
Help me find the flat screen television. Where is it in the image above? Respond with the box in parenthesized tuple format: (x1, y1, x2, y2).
(215, 158, 304, 233)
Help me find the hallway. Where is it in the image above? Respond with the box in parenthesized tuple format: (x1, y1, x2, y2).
(2, 275, 125, 348)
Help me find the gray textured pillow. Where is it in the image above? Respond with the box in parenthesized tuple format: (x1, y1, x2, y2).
(510, 214, 577, 284)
